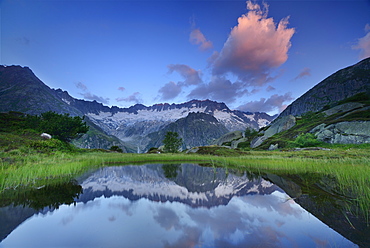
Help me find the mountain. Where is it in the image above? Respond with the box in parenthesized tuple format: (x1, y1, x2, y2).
(78, 164, 281, 208)
(280, 57, 370, 117)
(248, 58, 370, 148)
(146, 112, 229, 150)
(85, 99, 273, 152)
(0, 65, 274, 152)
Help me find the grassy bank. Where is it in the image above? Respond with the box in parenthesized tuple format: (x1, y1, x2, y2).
(1, 147, 369, 222)
(1, 113, 369, 221)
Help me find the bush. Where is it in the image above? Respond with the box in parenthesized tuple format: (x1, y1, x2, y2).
(25, 111, 89, 142)
(290, 133, 323, 148)
(109, 146, 123, 153)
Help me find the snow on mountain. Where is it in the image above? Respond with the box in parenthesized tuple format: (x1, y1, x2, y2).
(85, 99, 274, 151)
(78, 164, 281, 208)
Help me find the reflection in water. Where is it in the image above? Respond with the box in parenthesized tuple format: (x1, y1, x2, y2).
(0, 164, 358, 248)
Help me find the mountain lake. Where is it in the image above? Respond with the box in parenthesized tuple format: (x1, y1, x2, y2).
(0, 163, 368, 247)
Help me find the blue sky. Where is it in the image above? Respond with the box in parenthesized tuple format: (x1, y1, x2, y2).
(1, 0, 370, 115)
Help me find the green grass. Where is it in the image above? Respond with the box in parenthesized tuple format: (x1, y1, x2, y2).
(0, 111, 369, 222)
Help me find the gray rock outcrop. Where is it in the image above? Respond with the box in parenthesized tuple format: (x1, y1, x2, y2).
(251, 115, 296, 148)
(212, 131, 244, 146)
(311, 121, 370, 144)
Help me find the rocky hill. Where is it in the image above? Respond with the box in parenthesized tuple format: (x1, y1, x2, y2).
(214, 58, 370, 149)
(280, 57, 370, 117)
(0, 65, 274, 152)
(146, 112, 229, 150)
(251, 58, 370, 148)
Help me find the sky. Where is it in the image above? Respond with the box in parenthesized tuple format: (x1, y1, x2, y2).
(1, 0, 370, 115)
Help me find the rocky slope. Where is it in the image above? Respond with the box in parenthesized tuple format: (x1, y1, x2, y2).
(146, 112, 229, 150)
(215, 58, 370, 149)
(280, 57, 370, 117)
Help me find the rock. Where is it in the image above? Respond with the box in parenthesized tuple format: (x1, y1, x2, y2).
(40, 133, 52, 139)
(311, 121, 370, 144)
(322, 102, 364, 116)
(279, 57, 370, 117)
(251, 115, 296, 148)
(231, 137, 249, 149)
(268, 144, 279, 150)
(212, 131, 244, 146)
(186, 147, 199, 154)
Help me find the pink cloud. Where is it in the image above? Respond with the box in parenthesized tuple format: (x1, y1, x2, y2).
(353, 23, 370, 59)
(189, 28, 213, 51)
(266, 85, 276, 92)
(292, 67, 311, 81)
(211, 1, 295, 85)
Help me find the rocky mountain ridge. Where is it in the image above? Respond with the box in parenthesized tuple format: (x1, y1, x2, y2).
(280, 57, 370, 117)
(0, 65, 274, 152)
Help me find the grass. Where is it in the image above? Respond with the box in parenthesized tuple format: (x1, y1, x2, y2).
(1, 149, 369, 221)
(0, 111, 369, 223)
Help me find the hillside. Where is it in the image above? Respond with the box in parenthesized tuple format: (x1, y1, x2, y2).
(280, 57, 370, 117)
(146, 112, 229, 150)
(249, 58, 370, 149)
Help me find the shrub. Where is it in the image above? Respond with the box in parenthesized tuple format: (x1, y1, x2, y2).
(25, 111, 89, 142)
(290, 133, 323, 148)
(109, 146, 123, 153)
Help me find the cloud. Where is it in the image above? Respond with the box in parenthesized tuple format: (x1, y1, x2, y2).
(188, 76, 249, 103)
(75, 82, 88, 91)
(189, 28, 213, 51)
(116, 92, 142, 104)
(75, 82, 109, 104)
(266, 85, 276, 92)
(353, 23, 370, 59)
(167, 64, 202, 86)
(157, 64, 202, 101)
(118, 87, 125, 92)
(158, 81, 182, 101)
(237, 93, 294, 113)
(292, 67, 311, 81)
(16, 36, 30, 46)
(211, 0, 295, 85)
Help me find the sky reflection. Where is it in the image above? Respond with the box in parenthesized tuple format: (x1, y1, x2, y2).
(0, 164, 357, 248)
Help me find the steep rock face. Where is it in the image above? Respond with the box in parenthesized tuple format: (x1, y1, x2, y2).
(251, 115, 296, 148)
(147, 112, 229, 150)
(0, 66, 82, 116)
(311, 121, 370, 144)
(212, 131, 244, 146)
(280, 57, 370, 117)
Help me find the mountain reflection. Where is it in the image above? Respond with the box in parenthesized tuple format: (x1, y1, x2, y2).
(0, 164, 359, 248)
(78, 163, 281, 208)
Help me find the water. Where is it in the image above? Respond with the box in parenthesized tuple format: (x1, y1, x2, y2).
(0, 163, 361, 247)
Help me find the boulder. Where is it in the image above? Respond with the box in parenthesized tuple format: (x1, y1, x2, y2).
(40, 133, 52, 139)
(268, 143, 279, 150)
